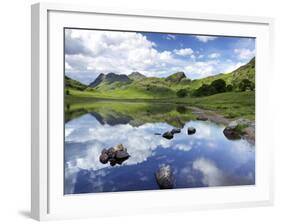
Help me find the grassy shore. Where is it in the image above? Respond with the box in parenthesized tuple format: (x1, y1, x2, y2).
(65, 91, 255, 121)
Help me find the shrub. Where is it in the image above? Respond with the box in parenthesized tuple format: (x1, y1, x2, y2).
(226, 84, 233, 92)
(176, 89, 188, 98)
(238, 79, 255, 91)
(210, 79, 226, 93)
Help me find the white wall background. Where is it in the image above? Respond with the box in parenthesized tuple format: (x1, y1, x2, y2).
(0, 0, 279, 223)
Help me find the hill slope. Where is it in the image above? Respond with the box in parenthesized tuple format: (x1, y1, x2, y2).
(65, 57, 255, 99)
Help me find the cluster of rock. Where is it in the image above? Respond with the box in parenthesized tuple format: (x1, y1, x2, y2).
(155, 164, 175, 189)
(161, 126, 196, 139)
(99, 144, 130, 166)
(223, 118, 255, 143)
(162, 128, 181, 139)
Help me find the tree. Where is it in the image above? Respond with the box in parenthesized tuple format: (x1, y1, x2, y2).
(210, 79, 226, 93)
(238, 79, 254, 91)
(226, 84, 233, 92)
(66, 89, 70, 95)
(176, 89, 188, 98)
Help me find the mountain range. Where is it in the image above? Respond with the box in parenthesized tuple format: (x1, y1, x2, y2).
(65, 57, 255, 99)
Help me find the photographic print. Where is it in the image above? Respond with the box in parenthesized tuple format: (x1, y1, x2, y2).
(64, 28, 255, 194)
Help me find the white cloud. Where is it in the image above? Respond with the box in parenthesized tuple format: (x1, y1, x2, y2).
(224, 62, 244, 73)
(173, 48, 194, 56)
(166, 34, 176, 40)
(234, 48, 255, 60)
(192, 158, 224, 186)
(208, 53, 220, 59)
(65, 29, 252, 83)
(184, 60, 218, 79)
(195, 36, 217, 43)
(65, 29, 187, 83)
(65, 62, 72, 70)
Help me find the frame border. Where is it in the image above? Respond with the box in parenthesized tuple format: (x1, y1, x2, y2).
(31, 2, 274, 221)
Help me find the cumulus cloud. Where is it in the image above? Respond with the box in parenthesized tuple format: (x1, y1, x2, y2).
(65, 29, 184, 83)
(234, 48, 255, 60)
(173, 48, 194, 56)
(65, 29, 254, 83)
(208, 53, 220, 59)
(193, 158, 224, 186)
(195, 35, 217, 43)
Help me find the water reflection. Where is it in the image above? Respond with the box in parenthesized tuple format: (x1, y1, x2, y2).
(64, 102, 255, 194)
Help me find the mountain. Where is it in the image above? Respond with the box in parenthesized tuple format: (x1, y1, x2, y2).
(89, 72, 132, 88)
(165, 72, 187, 83)
(128, 72, 146, 81)
(65, 75, 87, 90)
(65, 57, 255, 99)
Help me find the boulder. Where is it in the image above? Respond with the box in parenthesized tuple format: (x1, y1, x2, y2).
(99, 153, 109, 164)
(115, 150, 130, 160)
(113, 144, 127, 153)
(162, 131, 174, 139)
(223, 127, 241, 140)
(223, 118, 253, 140)
(171, 128, 181, 134)
(99, 144, 130, 166)
(187, 127, 196, 135)
(155, 165, 175, 189)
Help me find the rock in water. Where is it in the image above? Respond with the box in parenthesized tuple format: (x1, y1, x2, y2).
(187, 127, 196, 135)
(155, 165, 175, 189)
(162, 131, 174, 139)
(99, 144, 130, 166)
(223, 127, 241, 140)
(113, 144, 127, 153)
(223, 119, 253, 140)
(115, 150, 130, 160)
(99, 153, 109, 164)
(171, 128, 181, 134)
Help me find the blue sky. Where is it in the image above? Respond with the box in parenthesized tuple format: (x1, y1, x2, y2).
(65, 29, 255, 84)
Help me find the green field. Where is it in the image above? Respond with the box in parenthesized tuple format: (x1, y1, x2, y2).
(65, 58, 255, 122)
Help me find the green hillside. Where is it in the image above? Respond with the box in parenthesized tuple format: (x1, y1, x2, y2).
(65, 57, 255, 99)
(65, 75, 87, 91)
(188, 57, 255, 90)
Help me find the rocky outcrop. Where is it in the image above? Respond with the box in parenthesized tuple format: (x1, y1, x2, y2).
(155, 164, 175, 189)
(99, 144, 130, 166)
(223, 118, 255, 143)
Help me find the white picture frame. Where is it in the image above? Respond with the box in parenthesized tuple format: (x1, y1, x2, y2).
(31, 2, 274, 221)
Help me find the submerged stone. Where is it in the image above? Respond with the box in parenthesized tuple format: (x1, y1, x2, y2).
(155, 164, 175, 189)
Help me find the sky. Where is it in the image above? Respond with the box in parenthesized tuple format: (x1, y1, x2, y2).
(65, 28, 255, 84)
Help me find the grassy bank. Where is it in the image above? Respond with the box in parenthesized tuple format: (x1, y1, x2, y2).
(65, 91, 255, 121)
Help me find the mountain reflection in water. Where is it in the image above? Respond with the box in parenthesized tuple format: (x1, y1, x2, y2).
(64, 102, 255, 194)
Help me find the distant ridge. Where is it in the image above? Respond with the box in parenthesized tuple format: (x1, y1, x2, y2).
(89, 72, 131, 88)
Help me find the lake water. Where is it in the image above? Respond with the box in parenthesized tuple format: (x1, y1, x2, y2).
(64, 102, 255, 194)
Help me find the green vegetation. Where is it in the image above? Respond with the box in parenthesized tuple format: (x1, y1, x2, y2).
(175, 91, 255, 120)
(176, 89, 189, 98)
(65, 58, 255, 122)
(65, 101, 196, 127)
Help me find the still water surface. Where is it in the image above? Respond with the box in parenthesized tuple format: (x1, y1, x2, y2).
(64, 102, 255, 194)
